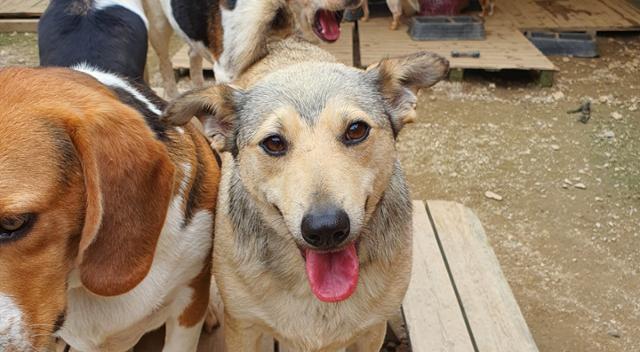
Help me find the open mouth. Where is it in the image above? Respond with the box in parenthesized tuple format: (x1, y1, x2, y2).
(312, 10, 344, 43)
(300, 241, 359, 302)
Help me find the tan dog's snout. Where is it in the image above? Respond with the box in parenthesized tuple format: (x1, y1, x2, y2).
(300, 204, 351, 250)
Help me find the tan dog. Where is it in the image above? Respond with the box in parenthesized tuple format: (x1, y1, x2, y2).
(0, 66, 220, 352)
(164, 14, 448, 349)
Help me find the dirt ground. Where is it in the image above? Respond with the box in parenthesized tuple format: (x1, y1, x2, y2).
(1, 30, 638, 352)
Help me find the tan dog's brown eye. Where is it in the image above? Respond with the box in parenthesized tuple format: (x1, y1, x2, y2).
(260, 135, 288, 156)
(344, 121, 370, 145)
(0, 214, 35, 242)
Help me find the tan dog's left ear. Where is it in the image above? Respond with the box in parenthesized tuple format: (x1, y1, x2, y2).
(365, 51, 449, 135)
(67, 105, 175, 297)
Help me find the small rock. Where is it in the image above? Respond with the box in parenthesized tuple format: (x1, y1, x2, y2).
(608, 329, 621, 338)
(489, 83, 496, 89)
(551, 144, 560, 151)
(574, 183, 587, 190)
(611, 111, 623, 120)
(630, 105, 638, 112)
(602, 130, 615, 139)
(564, 179, 573, 185)
(484, 191, 503, 201)
(562, 57, 570, 62)
(552, 91, 565, 100)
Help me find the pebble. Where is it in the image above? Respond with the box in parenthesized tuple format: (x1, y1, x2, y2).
(602, 130, 616, 139)
(485, 191, 503, 201)
(574, 183, 587, 190)
(564, 179, 573, 185)
(611, 112, 623, 120)
(552, 91, 565, 100)
(562, 57, 570, 62)
(551, 144, 560, 151)
(608, 328, 621, 339)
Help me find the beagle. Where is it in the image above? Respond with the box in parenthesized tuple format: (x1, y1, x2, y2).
(0, 65, 220, 352)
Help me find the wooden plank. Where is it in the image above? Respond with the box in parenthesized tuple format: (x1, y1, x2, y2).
(402, 201, 474, 352)
(496, 0, 640, 32)
(426, 201, 538, 352)
(0, 18, 38, 32)
(317, 18, 557, 71)
(0, 0, 48, 18)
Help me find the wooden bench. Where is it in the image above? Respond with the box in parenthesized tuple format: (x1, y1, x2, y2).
(135, 200, 538, 351)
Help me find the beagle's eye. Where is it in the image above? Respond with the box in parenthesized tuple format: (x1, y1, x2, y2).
(343, 121, 370, 145)
(260, 135, 288, 156)
(0, 214, 35, 243)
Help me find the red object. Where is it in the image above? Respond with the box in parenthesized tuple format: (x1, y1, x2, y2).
(304, 243, 359, 302)
(419, 0, 470, 15)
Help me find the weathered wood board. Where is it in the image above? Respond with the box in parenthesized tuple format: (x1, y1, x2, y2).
(317, 18, 557, 71)
(0, 0, 48, 18)
(403, 201, 474, 352)
(494, 0, 640, 32)
(424, 200, 539, 352)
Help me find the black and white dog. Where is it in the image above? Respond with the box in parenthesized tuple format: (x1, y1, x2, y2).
(39, 0, 149, 83)
(144, 0, 359, 98)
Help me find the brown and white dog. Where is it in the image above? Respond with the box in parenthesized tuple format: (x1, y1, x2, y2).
(479, 0, 494, 17)
(144, 0, 360, 98)
(163, 8, 448, 349)
(0, 65, 220, 352)
(361, 0, 419, 30)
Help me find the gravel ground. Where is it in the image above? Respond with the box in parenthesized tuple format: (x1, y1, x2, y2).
(1, 31, 638, 352)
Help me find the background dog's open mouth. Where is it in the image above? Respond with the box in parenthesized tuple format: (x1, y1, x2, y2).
(313, 10, 343, 43)
(304, 242, 359, 302)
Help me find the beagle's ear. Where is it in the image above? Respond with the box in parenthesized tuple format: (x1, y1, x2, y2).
(163, 84, 241, 153)
(365, 51, 449, 135)
(69, 105, 175, 297)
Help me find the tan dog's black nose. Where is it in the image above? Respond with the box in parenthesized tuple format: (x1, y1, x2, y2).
(301, 207, 350, 250)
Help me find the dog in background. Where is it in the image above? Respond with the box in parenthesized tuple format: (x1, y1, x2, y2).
(143, 0, 360, 98)
(480, 0, 494, 16)
(0, 65, 220, 352)
(163, 1, 448, 348)
(361, 0, 419, 30)
(39, 0, 149, 83)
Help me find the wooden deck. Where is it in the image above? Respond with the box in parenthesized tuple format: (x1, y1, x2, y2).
(134, 200, 538, 352)
(495, 0, 640, 32)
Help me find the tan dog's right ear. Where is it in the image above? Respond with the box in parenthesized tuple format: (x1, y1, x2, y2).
(163, 85, 241, 153)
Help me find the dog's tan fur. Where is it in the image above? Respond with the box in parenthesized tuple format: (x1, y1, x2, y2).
(164, 7, 448, 348)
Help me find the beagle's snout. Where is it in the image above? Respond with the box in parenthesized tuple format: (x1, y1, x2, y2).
(301, 206, 350, 250)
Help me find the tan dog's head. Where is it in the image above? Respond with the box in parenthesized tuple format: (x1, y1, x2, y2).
(213, 0, 361, 82)
(166, 51, 447, 301)
(0, 67, 174, 351)
(292, 0, 362, 42)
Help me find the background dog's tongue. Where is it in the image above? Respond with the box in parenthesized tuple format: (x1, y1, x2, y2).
(305, 243, 359, 302)
(318, 10, 341, 42)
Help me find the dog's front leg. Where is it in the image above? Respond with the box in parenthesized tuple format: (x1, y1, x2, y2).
(224, 313, 262, 352)
(162, 316, 205, 352)
(352, 322, 387, 352)
(189, 48, 206, 88)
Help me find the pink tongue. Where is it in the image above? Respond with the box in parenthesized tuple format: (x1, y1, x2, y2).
(318, 10, 341, 42)
(305, 243, 359, 302)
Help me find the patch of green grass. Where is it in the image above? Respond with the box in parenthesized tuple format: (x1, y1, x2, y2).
(0, 32, 37, 46)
